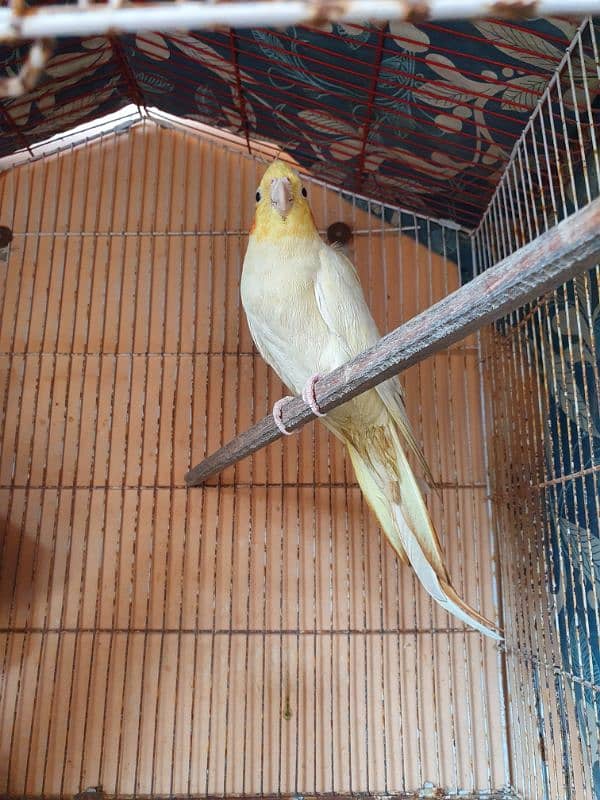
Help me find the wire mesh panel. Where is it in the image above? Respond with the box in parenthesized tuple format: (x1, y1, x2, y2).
(0, 120, 506, 797)
(474, 18, 600, 800)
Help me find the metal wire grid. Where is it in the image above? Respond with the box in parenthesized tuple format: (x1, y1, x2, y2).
(473, 17, 600, 800)
(0, 119, 506, 797)
(0, 13, 582, 228)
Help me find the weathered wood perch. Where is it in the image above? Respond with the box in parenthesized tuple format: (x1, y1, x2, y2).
(185, 195, 600, 487)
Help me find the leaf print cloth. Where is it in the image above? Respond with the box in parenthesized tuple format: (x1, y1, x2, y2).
(0, 17, 591, 227)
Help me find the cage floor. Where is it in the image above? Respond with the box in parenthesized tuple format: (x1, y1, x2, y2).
(0, 122, 507, 797)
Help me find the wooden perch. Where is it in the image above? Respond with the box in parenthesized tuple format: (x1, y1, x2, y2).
(185, 195, 600, 487)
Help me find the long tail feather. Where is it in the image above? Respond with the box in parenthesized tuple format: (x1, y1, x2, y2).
(346, 423, 501, 640)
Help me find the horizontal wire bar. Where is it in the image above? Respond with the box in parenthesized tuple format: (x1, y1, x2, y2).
(0, 626, 489, 636)
(5, 227, 420, 237)
(8, 792, 520, 800)
(1, 1, 599, 41)
(0, 481, 487, 491)
(0, 348, 480, 357)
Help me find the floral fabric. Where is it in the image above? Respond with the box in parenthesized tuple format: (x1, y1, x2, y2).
(0, 17, 583, 227)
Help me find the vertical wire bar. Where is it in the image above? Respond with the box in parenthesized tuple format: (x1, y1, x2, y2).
(203, 141, 225, 797)
(58, 131, 112, 793)
(515, 149, 535, 243)
(73, 135, 114, 788)
(424, 218, 445, 789)
(584, 20, 600, 183)
(518, 120, 572, 795)
(497, 315, 540, 800)
(76, 129, 121, 792)
(457, 230, 494, 790)
(259, 151, 270, 798)
(509, 303, 555, 798)
(0, 154, 47, 795)
(565, 50, 592, 205)
(521, 135, 542, 239)
(410, 212, 422, 789)
(168, 129, 191, 799)
(217, 149, 236, 797)
(149, 124, 179, 795)
(529, 123, 550, 233)
(554, 68, 579, 212)
(22, 147, 79, 795)
(377, 194, 389, 796)
(545, 91, 569, 222)
(489, 190, 504, 259)
(112, 123, 150, 797)
(0, 168, 24, 625)
(518, 310, 564, 798)
(548, 286, 599, 777)
(308, 177, 320, 795)
(498, 181, 514, 257)
(97, 128, 137, 793)
(572, 271, 600, 642)
(39, 142, 95, 797)
(484, 324, 526, 795)
(558, 275, 600, 631)
(334, 179, 350, 794)
(513, 319, 543, 799)
(0, 161, 44, 753)
(523, 294, 562, 800)
(557, 274, 600, 728)
(509, 160, 527, 249)
(130, 125, 163, 798)
(525, 304, 560, 800)
(441, 224, 476, 792)
(532, 298, 584, 796)
(393, 209, 406, 793)
(240, 153, 255, 798)
(500, 261, 541, 798)
(186, 136, 209, 797)
(326, 182, 336, 795)
(471, 236, 511, 789)
(536, 303, 582, 799)
(536, 96, 559, 228)
(360, 195, 372, 794)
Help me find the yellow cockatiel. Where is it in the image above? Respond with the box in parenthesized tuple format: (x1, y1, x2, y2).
(241, 159, 500, 639)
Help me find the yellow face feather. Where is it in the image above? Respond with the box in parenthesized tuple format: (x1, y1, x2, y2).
(250, 159, 317, 241)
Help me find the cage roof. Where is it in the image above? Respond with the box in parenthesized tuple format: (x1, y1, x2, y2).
(0, 16, 592, 227)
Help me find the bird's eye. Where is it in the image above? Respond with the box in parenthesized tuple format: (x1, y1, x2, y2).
(301, 187, 307, 197)
(255, 191, 261, 202)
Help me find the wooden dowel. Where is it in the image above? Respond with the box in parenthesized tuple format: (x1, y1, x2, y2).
(186, 195, 600, 487)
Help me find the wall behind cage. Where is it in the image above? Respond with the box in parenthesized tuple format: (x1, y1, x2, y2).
(0, 121, 507, 797)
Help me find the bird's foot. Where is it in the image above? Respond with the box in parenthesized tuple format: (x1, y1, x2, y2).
(302, 373, 326, 417)
(272, 396, 295, 436)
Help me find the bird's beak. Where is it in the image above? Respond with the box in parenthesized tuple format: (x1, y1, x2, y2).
(270, 177, 293, 218)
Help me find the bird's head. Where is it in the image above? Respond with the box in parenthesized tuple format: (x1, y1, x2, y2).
(250, 159, 317, 241)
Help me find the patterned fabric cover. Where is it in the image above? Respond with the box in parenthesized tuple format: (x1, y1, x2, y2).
(0, 17, 583, 227)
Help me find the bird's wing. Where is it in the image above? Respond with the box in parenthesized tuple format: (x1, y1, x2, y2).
(315, 244, 435, 485)
(245, 312, 307, 394)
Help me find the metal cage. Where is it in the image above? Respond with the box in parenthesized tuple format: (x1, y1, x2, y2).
(0, 12, 598, 800)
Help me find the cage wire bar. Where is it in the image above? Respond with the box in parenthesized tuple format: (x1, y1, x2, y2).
(0, 119, 508, 797)
(473, 15, 600, 800)
(1, 11, 600, 800)
(2, 0, 600, 41)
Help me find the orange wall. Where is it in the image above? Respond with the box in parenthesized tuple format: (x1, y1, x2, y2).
(0, 121, 506, 796)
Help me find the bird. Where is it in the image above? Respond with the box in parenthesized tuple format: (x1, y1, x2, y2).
(240, 158, 501, 640)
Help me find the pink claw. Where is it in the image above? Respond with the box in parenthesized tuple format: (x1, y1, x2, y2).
(272, 396, 294, 436)
(302, 373, 326, 417)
